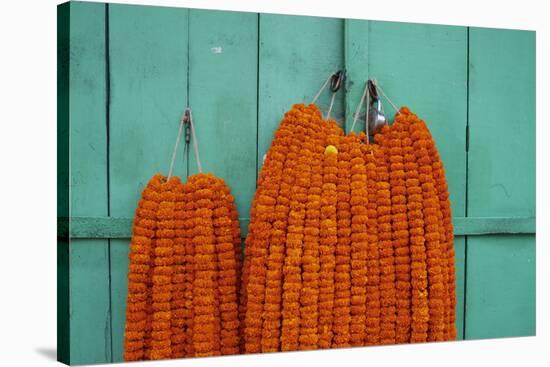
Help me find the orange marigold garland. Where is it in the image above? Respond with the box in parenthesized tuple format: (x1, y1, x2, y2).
(406, 111, 446, 342)
(170, 182, 188, 359)
(362, 142, 381, 345)
(374, 128, 397, 345)
(124, 175, 162, 361)
(124, 172, 242, 361)
(423, 124, 456, 340)
(332, 135, 353, 348)
(149, 177, 178, 360)
(349, 145, 369, 346)
(299, 112, 324, 350)
(317, 129, 339, 349)
(281, 117, 309, 351)
(190, 175, 221, 356)
(259, 105, 300, 352)
(388, 119, 412, 344)
(212, 177, 241, 355)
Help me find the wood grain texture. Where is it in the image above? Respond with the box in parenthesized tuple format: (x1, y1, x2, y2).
(188, 9, 258, 219)
(67, 2, 112, 364)
(107, 3, 189, 362)
(366, 20, 468, 339)
(258, 14, 345, 172)
(466, 28, 536, 339)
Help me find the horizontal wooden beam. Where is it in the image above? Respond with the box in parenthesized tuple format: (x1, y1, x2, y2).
(58, 216, 535, 239)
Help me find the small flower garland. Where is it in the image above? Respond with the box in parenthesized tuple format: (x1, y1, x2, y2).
(170, 182, 188, 359)
(299, 110, 324, 350)
(331, 135, 352, 348)
(181, 185, 197, 357)
(348, 145, 369, 346)
(124, 175, 162, 361)
(280, 124, 308, 352)
(149, 177, 178, 360)
(387, 118, 412, 344)
(362, 141, 381, 345)
(212, 177, 241, 355)
(190, 175, 221, 357)
(317, 130, 339, 349)
(423, 126, 456, 340)
(407, 113, 446, 342)
(374, 128, 397, 345)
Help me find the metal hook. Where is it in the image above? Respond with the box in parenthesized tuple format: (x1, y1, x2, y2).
(330, 70, 346, 93)
(182, 108, 191, 144)
(367, 79, 379, 101)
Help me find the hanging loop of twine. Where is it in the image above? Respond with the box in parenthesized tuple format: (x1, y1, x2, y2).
(350, 81, 370, 134)
(188, 109, 203, 174)
(311, 70, 346, 120)
(311, 73, 333, 105)
(167, 108, 203, 180)
(372, 78, 400, 115)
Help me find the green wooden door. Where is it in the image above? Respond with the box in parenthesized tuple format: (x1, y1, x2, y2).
(58, 1, 536, 364)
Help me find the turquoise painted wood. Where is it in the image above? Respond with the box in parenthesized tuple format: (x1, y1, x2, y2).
(108, 3, 189, 362)
(60, 1, 112, 364)
(258, 13, 345, 170)
(58, 1, 536, 364)
(187, 9, 258, 219)
(466, 28, 536, 339)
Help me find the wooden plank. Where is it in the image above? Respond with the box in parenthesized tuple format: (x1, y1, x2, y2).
(466, 28, 536, 339)
(60, 216, 536, 239)
(258, 14, 345, 172)
(57, 2, 70, 364)
(67, 2, 112, 364)
(108, 3, 189, 362)
(187, 9, 258, 219)
(344, 19, 369, 134)
(367, 20, 468, 338)
(465, 234, 535, 338)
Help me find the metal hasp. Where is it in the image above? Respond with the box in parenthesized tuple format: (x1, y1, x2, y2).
(367, 79, 388, 136)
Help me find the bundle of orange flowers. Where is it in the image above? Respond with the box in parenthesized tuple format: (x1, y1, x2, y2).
(241, 103, 456, 352)
(124, 173, 242, 361)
